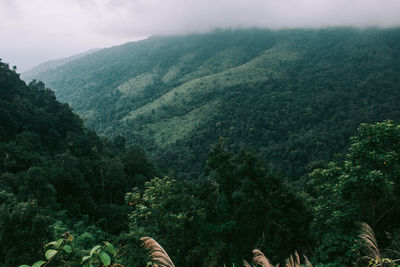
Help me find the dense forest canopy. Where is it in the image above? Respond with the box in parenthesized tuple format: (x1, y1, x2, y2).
(2, 27, 400, 267)
(25, 28, 400, 180)
(0, 60, 155, 266)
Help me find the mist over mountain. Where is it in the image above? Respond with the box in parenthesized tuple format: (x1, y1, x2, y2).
(3, 0, 400, 71)
(22, 48, 100, 81)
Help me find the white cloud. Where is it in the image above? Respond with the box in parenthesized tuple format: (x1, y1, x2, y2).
(86, 0, 400, 35)
(1, 0, 400, 71)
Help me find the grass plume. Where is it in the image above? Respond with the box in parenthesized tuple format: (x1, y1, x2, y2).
(359, 222, 381, 265)
(303, 255, 313, 267)
(243, 260, 252, 267)
(140, 237, 175, 267)
(252, 249, 272, 267)
(285, 251, 300, 267)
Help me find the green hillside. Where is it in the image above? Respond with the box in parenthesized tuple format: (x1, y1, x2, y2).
(22, 48, 100, 81)
(4, 40, 400, 266)
(27, 28, 400, 179)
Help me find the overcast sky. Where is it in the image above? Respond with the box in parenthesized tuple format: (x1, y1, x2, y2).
(1, 0, 400, 71)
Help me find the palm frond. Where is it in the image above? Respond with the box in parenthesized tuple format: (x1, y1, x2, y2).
(140, 237, 175, 267)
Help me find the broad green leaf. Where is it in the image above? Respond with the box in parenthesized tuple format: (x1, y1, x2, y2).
(81, 255, 91, 263)
(83, 263, 93, 267)
(32, 261, 47, 267)
(104, 242, 116, 256)
(90, 245, 101, 256)
(18, 265, 30, 267)
(45, 249, 58, 260)
(99, 251, 111, 266)
(45, 241, 57, 247)
(63, 245, 72, 253)
(55, 238, 63, 248)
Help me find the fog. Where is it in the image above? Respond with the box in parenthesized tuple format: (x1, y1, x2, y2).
(1, 0, 400, 71)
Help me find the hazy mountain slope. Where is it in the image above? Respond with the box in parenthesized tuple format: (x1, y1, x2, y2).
(30, 28, 400, 179)
(22, 48, 100, 81)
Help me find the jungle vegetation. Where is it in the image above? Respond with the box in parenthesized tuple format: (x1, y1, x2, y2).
(25, 28, 400, 180)
(3, 27, 400, 266)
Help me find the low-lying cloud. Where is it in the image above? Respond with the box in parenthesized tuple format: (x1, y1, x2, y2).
(1, 0, 400, 71)
(86, 0, 400, 35)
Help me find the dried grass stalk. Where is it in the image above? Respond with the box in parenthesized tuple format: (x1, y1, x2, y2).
(294, 251, 300, 266)
(359, 222, 381, 265)
(303, 255, 313, 267)
(140, 237, 175, 267)
(252, 249, 272, 267)
(285, 254, 294, 267)
(243, 259, 252, 267)
(285, 251, 306, 267)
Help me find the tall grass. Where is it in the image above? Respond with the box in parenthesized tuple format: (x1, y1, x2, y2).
(359, 222, 382, 265)
(141, 237, 313, 267)
(140, 237, 175, 267)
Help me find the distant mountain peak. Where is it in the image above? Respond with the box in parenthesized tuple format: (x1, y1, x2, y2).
(22, 48, 101, 82)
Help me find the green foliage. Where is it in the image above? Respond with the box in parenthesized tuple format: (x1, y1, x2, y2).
(204, 142, 311, 264)
(19, 232, 74, 267)
(308, 121, 400, 265)
(6, 37, 400, 266)
(27, 28, 400, 180)
(0, 60, 152, 265)
(125, 143, 310, 266)
(0, 192, 52, 266)
(81, 242, 117, 267)
(124, 176, 205, 266)
(19, 232, 119, 267)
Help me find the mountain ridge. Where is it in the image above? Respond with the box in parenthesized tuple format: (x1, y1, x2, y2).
(22, 48, 100, 81)
(27, 28, 400, 178)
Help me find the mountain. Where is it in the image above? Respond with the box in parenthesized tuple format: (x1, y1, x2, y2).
(22, 48, 100, 81)
(27, 28, 400, 179)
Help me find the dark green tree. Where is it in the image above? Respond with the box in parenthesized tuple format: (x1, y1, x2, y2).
(309, 121, 400, 266)
(204, 142, 311, 265)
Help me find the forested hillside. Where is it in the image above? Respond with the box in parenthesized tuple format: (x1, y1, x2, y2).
(3, 59, 400, 266)
(0, 60, 155, 266)
(25, 28, 400, 179)
(0, 61, 317, 266)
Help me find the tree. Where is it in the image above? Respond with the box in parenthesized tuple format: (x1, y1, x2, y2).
(0, 191, 52, 266)
(203, 142, 311, 265)
(309, 121, 400, 265)
(124, 176, 205, 266)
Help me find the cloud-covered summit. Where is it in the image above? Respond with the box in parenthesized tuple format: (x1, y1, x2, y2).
(91, 0, 400, 36)
(1, 0, 399, 71)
